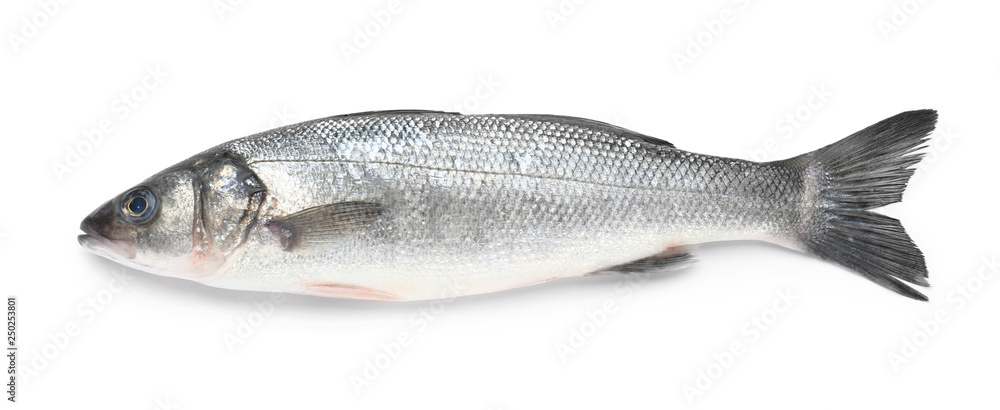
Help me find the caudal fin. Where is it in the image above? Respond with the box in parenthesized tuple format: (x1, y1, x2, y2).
(782, 110, 937, 300)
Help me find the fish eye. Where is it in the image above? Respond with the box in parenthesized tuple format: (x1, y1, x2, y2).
(120, 187, 156, 223)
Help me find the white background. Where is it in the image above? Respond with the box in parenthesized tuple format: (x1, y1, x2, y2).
(2, 0, 998, 408)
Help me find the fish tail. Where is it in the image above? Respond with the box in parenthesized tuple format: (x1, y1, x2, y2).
(780, 110, 937, 300)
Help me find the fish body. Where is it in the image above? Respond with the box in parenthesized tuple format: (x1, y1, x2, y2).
(79, 110, 936, 301)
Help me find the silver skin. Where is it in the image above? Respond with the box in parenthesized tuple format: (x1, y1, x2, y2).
(80, 111, 808, 301)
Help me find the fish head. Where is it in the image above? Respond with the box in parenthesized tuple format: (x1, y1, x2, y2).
(79, 155, 266, 279)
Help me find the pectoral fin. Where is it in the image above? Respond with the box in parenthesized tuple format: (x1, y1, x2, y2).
(265, 201, 383, 251)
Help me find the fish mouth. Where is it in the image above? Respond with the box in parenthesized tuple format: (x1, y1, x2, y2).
(78, 219, 137, 260)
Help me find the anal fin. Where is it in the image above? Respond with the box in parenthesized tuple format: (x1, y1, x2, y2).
(591, 249, 695, 275)
(304, 283, 401, 301)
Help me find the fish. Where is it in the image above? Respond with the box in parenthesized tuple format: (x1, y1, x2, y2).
(78, 109, 937, 301)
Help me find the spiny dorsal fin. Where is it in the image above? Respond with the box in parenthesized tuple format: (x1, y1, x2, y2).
(265, 201, 383, 251)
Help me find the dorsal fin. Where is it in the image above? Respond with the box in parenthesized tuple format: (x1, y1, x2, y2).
(310, 111, 674, 148)
(504, 114, 675, 149)
(326, 109, 461, 120)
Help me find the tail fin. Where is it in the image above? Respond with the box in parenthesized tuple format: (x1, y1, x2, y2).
(781, 110, 937, 300)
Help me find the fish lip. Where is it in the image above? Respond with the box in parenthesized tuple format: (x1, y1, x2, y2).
(78, 220, 137, 260)
(78, 218, 103, 248)
(79, 217, 100, 238)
